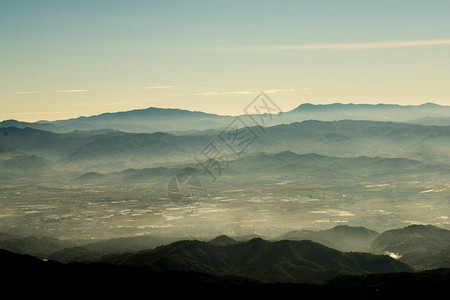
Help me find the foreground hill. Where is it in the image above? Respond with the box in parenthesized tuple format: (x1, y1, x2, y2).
(48, 235, 178, 263)
(370, 225, 450, 269)
(275, 225, 379, 252)
(0, 236, 73, 259)
(102, 237, 411, 284)
(325, 268, 450, 299)
(2, 249, 448, 298)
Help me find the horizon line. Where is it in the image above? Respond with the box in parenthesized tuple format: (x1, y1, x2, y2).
(3, 102, 446, 123)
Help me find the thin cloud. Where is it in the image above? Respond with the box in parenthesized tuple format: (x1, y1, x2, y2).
(214, 39, 450, 51)
(56, 89, 88, 93)
(15, 91, 41, 94)
(13, 111, 86, 115)
(144, 85, 174, 89)
(195, 91, 256, 96)
(88, 101, 145, 106)
(165, 89, 295, 97)
(264, 89, 295, 94)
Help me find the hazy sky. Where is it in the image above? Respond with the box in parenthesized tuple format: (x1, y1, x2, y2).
(1, 0, 450, 121)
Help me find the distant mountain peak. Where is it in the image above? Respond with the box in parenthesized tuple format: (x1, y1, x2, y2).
(331, 225, 377, 231)
(74, 172, 106, 182)
(247, 237, 268, 245)
(273, 150, 300, 158)
(209, 235, 238, 246)
(419, 102, 441, 107)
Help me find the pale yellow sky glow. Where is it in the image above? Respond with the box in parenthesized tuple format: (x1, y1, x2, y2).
(1, 1, 450, 122)
(216, 39, 450, 51)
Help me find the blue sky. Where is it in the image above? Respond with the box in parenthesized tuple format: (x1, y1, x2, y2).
(1, 0, 450, 121)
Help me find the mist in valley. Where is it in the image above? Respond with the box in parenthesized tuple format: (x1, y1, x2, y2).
(2, 1, 450, 294)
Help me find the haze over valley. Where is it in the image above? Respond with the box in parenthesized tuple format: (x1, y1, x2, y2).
(2, 1, 450, 295)
(0, 104, 449, 241)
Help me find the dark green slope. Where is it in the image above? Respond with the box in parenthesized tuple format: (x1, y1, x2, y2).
(370, 225, 450, 269)
(48, 235, 177, 263)
(276, 225, 379, 252)
(2, 249, 448, 298)
(0, 236, 73, 259)
(103, 238, 411, 284)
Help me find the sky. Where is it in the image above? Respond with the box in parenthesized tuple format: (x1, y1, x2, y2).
(1, 0, 450, 121)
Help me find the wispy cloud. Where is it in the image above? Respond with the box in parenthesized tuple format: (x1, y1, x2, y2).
(264, 89, 295, 94)
(14, 90, 88, 94)
(15, 91, 41, 94)
(13, 111, 86, 115)
(88, 101, 145, 106)
(164, 93, 188, 97)
(214, 39, 450, 51)
(165, 89, 295, 97)
(195, 91, 256, 96)
(144, 85, 174, 89)
(75, 99, 153, 106)
(56, 89, 88, 93)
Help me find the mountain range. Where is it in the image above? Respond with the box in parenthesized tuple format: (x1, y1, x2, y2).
(1, 103, 449, 133)
(65, 151, 445, 188)
(275, 225, 379, 252)
(1, 225, 449, 275)
(1, 119, 449, 174)
(102, 237, 411, 284)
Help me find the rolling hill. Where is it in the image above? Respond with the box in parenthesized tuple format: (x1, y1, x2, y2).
(1, 119, 449, 169)
(48, 235, 178, 263)
(3, 248, 448, 297)
(69, 150, 447, 186)
(370, 225, 450, 269)
(0, 236, 73, 259)
(275, 225, 379, 252)
(102, 237, 412, 284)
